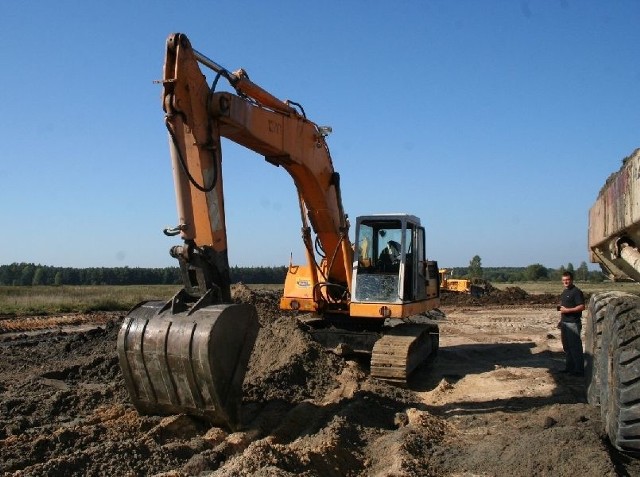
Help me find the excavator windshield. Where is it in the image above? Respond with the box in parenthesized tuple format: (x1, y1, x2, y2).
(353, 215, 426, 303)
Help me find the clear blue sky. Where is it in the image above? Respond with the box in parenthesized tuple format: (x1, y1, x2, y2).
(1, 1, 638, 270)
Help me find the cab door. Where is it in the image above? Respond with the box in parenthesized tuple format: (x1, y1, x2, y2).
(412, 226, 427, 301)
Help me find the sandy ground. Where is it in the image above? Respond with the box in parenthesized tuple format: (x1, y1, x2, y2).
(1, 286, 639, 476)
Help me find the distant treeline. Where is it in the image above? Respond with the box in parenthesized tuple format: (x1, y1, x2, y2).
(0, 263, 287, 286)
(449, 262, 605, 283)
(0, 261, 605, 287)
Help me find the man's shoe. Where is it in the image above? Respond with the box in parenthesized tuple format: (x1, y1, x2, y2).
(570, 371, 584, 377)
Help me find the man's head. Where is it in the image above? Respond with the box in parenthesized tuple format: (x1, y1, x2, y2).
(562, 271, 574, 288)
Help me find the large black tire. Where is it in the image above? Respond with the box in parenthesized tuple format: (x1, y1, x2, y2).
(599, 294, 640, 453)
(585, 292, 631, 405)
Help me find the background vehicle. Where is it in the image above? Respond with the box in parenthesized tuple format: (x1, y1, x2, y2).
(439, 268, 487, 297)
(586, 147, 640, 453)
(117, 33, 441, 430)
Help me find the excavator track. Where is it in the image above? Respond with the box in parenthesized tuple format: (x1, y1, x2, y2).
(370, 322, 439, 386)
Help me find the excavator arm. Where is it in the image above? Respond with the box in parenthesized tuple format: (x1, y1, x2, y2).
(117, 33, 354, 430)
(162, 33, 352, 305)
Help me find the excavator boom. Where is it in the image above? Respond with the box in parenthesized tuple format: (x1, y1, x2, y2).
(118, 33, 351, 428)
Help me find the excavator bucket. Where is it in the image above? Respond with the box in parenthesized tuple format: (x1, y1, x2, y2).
(116, 300, 259, 430)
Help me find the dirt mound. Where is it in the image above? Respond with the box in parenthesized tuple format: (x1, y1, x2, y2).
(440, 285, 559, 307)
(232, 284, 345, 404)
(0, 285, 635, 476)
(0, 312, 119, 333)
(1, 286, 439, 476)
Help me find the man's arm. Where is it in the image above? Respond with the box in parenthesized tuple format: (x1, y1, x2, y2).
(559, 303, 585, 314)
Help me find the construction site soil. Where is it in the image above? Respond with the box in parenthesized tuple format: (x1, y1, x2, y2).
(1, 285, 639, 476)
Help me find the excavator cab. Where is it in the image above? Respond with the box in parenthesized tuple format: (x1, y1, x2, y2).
(346, 214, 441, 384)
(352, 214, 435, 305)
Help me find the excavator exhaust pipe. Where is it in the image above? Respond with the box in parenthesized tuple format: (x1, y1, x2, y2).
(117, 300, 259, 430)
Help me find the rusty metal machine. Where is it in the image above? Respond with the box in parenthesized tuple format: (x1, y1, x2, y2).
(586, 147, 640, 453)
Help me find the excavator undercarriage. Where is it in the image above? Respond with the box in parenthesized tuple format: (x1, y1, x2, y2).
(299, 314, 440, 385)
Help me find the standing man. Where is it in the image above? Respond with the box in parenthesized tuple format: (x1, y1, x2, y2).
(557, 271, 586, 376)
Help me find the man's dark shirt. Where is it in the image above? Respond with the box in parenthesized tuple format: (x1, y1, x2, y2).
(560, 284, 585, 323)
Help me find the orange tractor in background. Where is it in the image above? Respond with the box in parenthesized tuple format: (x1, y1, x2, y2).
(439, 268, 487, 297)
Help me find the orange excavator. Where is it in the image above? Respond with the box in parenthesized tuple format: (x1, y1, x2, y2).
(117, 33, 442, 430)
